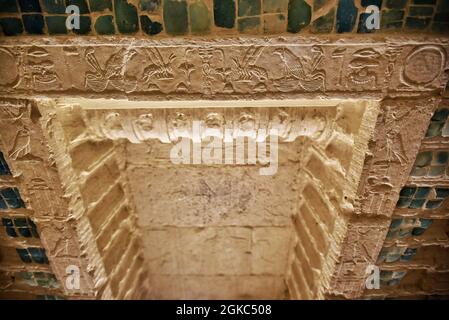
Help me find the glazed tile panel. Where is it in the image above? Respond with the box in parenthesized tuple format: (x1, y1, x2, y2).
(0, 0, 448, 36)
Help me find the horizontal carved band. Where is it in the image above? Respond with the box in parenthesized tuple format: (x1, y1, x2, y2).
(0, 37, 448, 96)
(79, 105, 340, 143)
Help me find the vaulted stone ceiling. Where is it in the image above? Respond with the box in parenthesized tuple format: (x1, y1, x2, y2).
(1, 0, 449, 301)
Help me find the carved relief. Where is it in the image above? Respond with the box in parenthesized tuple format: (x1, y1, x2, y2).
(142, 48, 176, 91)
(273, 46, 325, 92)
(231, 46, 267, 92)
(0, 39, 447, 95)
(85, 48, 138, 92)
(14, 47, 61, 91)
(347, 49, 381, 87)
(401, 45, 447, 89)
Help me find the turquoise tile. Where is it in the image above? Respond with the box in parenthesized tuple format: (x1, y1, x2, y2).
(436, 187, 449, 198)
(406, 17, 431, 29)
(95, 15, 115, 34)
(190, 1, 211, 34)
(311, 8, 334, 33)
(238, 16, 260, 32)
(43, 0, 66, 13)
(425, 199, 443, 209)
(414, 151, 432, 167)
(238, 0, 261, 17)
(429, 166, 445, 176)
(140, 15, 162, 35)
(214, 0, 236, 28)
(415, 187, 431, 198)
(89, 0, 113, 12)
(0, 18, 23, 36)
(431, 108, 449, 121)
(66, 0, 89, 14)
(399, 186, 416, 197)
(19, 0, 42, 12)
(287, 0, 311, 33)
(46, 16, 68, 34)
(22, 14, 45, 34)
(73, 15, 91, 34)
(385, 0, 407, 9)
(0, 0, 18, 13)
(409, 6, 434, 16)
(263, 0, 288, 13)
(336, 0, 357, 32)
(115, 0, 139, 33)
(140, 0, 160, 11)
(163, 0, 188, 35)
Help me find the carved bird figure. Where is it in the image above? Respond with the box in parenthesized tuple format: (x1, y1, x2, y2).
(273, 46, 325, 91)
(9, 127, 31, 160)
(142, 48, 176, 83)
(231, 46, 268, 82)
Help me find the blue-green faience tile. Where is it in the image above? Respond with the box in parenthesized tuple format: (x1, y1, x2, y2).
(66, 0, 90, 14)
(115, 0, 139, 33)
(436, 187, 449, 198)
(415, 187, 431, 198)
(163, 0, 188, 35)
(411, 227, 426, 236)
(16, 248, 32, 263)
(311, 8, 334, 33)
(238, 0, 261, 17)
(0, 0, 18, 12)
(390, 218, 402, 229)
(398, 228, 412, 238)
(43, 0, 66, 13)
(95, 15, 115, 34)
(396, 197, 411, 208)
(0, 152, 11, 175)
(432, 108, 449, 121)
(89, 0, 113, 12)
(399, 186, 416, 197)
(434, 12, 449, 22)
(406, 17, 431, 29)
(409, 198, 425, 208)
(415, 151, 432, 167)
(22, 14, 45, 34)
(425, 199, 443, 209)
(190, 1, 211, 34)
(358, 12, 375, 33)
(419, 218, 433, 229)
(380, 270, 393, 280)
(388, 279, 401, 286)
(385, 254, 400, 263)
(386, 0, 407, 9)
(336, 0, 357, 33)
(73, 16, 91, 34)
(426, 122, 445, 137)
(19, 0, 42, 12)
(287, 0, 311, 33)
(429, 166, 445, 176)
(434, 151, 448, 164)
(361, 0, 382, 7)
(386, 229, 398, 239)
(140, 15, 162, 35)
(140, 0, 160, 11)
(264, 0, 288, 13)
(46, 16, 68, 34)
(382, 9, 404, 22)
(413, 0, 436, 4)
(411, 166, 427, 176)
(238, 16, 260, 32)
(214, 0, 235, 28)
(409, 6, 434, 16)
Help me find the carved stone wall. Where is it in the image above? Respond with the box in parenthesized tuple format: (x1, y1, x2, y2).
(0, 35, 448, 300)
